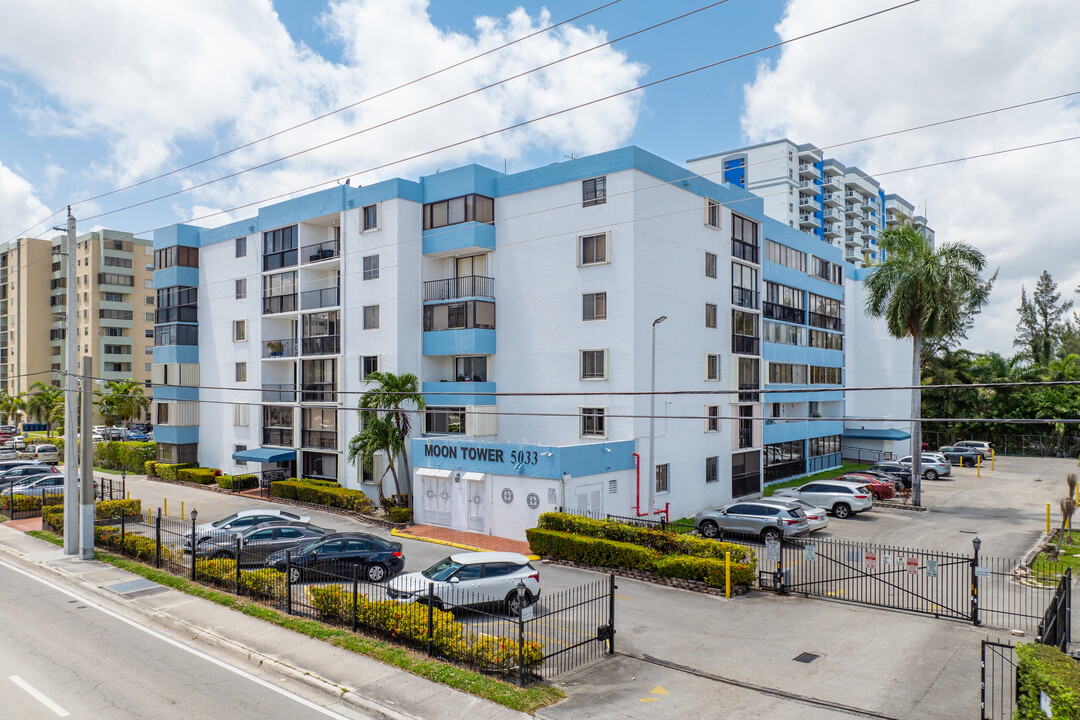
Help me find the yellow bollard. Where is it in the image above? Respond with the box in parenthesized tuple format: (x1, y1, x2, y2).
(977, 454, 981, 477)
(164, 498, 168, 517)
(126, 490, 130, 500)
(991, 449, 995, 471)
(181, 501, 185, 520)
(725, 552, 731, 599)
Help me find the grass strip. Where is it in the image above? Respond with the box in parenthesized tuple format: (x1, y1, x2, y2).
(25, 529, 564, 712)
(764, 462, 872, 496)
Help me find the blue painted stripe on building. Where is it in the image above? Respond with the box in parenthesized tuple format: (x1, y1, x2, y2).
(154, 266, 199, 289)
(154, 426, 199, 445)
(422, 382, 497, 406)
(766, 389, 844, 404)
(152, 346, 199, 364)
(151, 386, 199, 402)
(422, 329, 496, 356)
(422, 222, 496, 256)
(410, 438, 635, 481)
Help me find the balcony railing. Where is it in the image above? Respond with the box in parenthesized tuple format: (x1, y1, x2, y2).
(302, 430, 337, 450)
(263, 293, 298, 315)
(301, 287, 339, 309)
(262, 384, 296, 403)
(732, 334, 760, 355)
(262, 338, 298, 358)
(263, 248, 297, 272)
(731, 238, 759, 264)
(302, 335, 341, 355)
(809, 311, 843, 332)
(262, 428, 293, 446)
(303, 240, 340, 264)
(738, 382, 760, 403)
(765, 459, 806, 483)
(732, 471, 760, 498)
(763, 302, 805, 324)
(302, 382, 337, 403)
(423, 275, 495, 301)
(732, 287, 759, 309)
(738, 426, 754, 449)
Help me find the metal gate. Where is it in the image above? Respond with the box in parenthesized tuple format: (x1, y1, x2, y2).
(420, 473, 452, 526)
(525, 574, 615, 678)
(1039, 568, 1072, 652)
(981, 640, 1018, 720)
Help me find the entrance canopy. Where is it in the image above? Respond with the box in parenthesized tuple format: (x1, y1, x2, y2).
(231, 447, 297, 464)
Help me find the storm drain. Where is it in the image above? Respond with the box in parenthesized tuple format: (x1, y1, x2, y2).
(793, 652, 820, 663)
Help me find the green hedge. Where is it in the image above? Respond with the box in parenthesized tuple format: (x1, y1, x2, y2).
(96, 525, 176, 563)
(0, 493, 64, 512)
(194, 558, 285, 600)
(654, 555, 755, 587)
(155, 463, 194, 481)
(144, 460, 157, 477)
(388, 507, 413, 524)
(43, 499, 143, 533)
(1016, 642, 1080, 719)
(289, 477, 341, 488)
(270, 480, 375, 514)
(216, 474, 258, 491)
(526, 529, 658, 571)
(308, 584, 543, 671)
(178, 467, 219, 485)
(95, 441, 156, 472)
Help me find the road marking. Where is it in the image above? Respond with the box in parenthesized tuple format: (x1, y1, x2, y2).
(9, 675, 70, 717)
(614, 594, 632, 601)
(639, 697, 658, 703)
(0, 560, 353, 720)
(650, 685, 669, 696)
(826, 589, 845, 597)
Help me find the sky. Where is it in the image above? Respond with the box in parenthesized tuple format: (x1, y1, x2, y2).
(0, 0, 1076, 356)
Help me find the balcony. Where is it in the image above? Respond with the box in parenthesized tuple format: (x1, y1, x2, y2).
(263, 248, 297, 272)
(423, 221, 496, 257)
(822, 175, 842, 191)
(860, 214, 875, 227)
(861, 197, 875, 210)
(263, 293, 298, 315)
(797, 163, 819, 179)
(798, 194, 820, 210)
(845, 249, 858, 262)
(302, 240, 340, 264)
(732, 334, 759, 355)
(262, 428, 294, 446)
(731, 239, 759, 264)
(302, 430, 337, 450)
(302, 335, 341, 355)
(845, 234, 862, 247)
(822, 192, 843, 208)
(798, 179, 819, 193)
(262, 384, 296, 403)
(823, 209, 842, 222)
(763, 302, 805, 324)
(301, 382, 337, 403)
(301, 287, 339, 310)
(824, 224, 842, 239)
(765, 459, 806, 483)
(809, 311, 843, 332)
(423, 275, 495, 301)
(732, 287, 759, 309)
(798, 213, 821, 228)
(738, 382, 760, 403)
(423, 329, 496, 356)
(423, 381, 496, 406)
(262, 338, 298, 359)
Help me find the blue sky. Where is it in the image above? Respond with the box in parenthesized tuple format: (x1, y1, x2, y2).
(0, 0, 1076, 353)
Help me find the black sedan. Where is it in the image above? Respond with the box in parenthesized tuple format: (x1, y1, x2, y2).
(265, 532, 405, 583)
(938, 446, 982, 467)
(866, 462, 913, 489)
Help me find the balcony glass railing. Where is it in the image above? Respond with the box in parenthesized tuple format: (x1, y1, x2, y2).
(302, 335, 341, 355)
(301, 287, 339, 309)
(262, 338, 298, 358)
(731, 239, 759, 264)
(262, 384, 296, 403)
(302, 240, 340, 264)
(732, 334, 760, 355)
(262, 428, 293, 446)
(301, 382, 337, 403)
(763, 302, 805, 324)
(263, 294, 298, 315)
(423, 275, 495, 301)
(738, 382, 760, 403)
(302, 430, 337, 450)
(732, 287, 759, 309)
(808, 311, 843, 332)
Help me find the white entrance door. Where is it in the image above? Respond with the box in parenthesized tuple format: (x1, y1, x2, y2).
(575, 483, 603, 515)
(467, 478, 485, 531)
(421, 473, 452, 526)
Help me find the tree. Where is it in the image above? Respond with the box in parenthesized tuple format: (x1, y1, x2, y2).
(0, 392, 28, 426)
(94, 380, 150, 436)
(355, 371, 425, 503)
(27, 382, 64, 437)
(1014, 271, 1073, 366)
(864, 223, 993, 507)
(1054, 473, 1078, 555)
(346, 414, 404, 507)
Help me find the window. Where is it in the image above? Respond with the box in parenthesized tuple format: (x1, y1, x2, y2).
(154, 324, 198, 346)
(768, 362, 808, 384)
(809, 366, 842, 385)
(362, 255, 379, 280)
(361, 356, 379, 379)
(454, 356, 487, 381)
(236, 278, 246, 299)
(422, 301, 495, 331)
(144, 295, 153, 305)
(145, 329, 153, 338)
(98, 272, 135, 286)
(144, 278, 154, 289)
(144, 312, 154, 322)
(705, 303, 717, 328)
(764, 239, 806, 272)
(811, 256, 843, 285)
(655, 463, 669, 493)
(580, 349, 607, 380)
(156, 403, 169, 425)
(422, 194, 494, 230)
(705, 354, 721, 381)
(99, 309, 133, 320)
(425, 407, 466, 434)
(582, 292, 607, 321)
(809, 329, 843, 350)
(363, 305, 379, 329)
(263, 225, 298, 272)
(705, 252, 717, 278)
(362, 204, 378, 230)
(579, 233, 608, 265)
(705, 198, 720, 228)
(154, 245, 199, 270)
(809, 435, 842, 457)
(732, 310, 759, 355)
(236, 237, 247, 257)
(582, 176, 606, 207)
(764, 321, 806, 346)
(731, 214, 759, 263)
(233, 320, 246, 342)
(705, 456, 719, 484)
(233, 404, 249, 426)
(235, 362, 247, 382)
(104, 328, 125, 337)
(103, 292, 122, 302)
(732, 263, 759, 308)
(705, 405, 720, 432)
(580, 407, 606, 437)
(234, 445, 247, 467)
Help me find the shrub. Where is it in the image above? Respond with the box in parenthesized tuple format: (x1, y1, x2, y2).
(155, 463, 194, 481)
(95, 525, 175, 563)
(95, 499, 142, 519)
(387, 507, 412, 524)
(215, 474, 258, 491)
(296, 478, 341, 488)
(178, 468, 218, 485)
(1016, 642, 1080, 719)
(654, 555, 756, 587)
(95, 441, 156, 472)
(144, 460, 158, 477)
(526, 529, 659, 571)
(0, 493, 64, 512)
(270, 480, 375, 514)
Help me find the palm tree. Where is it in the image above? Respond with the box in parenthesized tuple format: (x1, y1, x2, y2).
(864, 224, 992, 506)
(356, 371, 425, 501)
(95, 380, 150, 437)
(0, 392, 28, 427)
(27, 382, 64, 437)
(346, 414, 404, 507)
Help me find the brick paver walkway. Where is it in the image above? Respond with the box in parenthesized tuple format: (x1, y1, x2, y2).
(393, 524, 535, 556)
(3, 517, 44, 532)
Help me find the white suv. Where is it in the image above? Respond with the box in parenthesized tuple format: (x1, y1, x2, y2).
(954, 440, 993, 459)
(386, 551, 541, 615)
(774, 480, 874, 519)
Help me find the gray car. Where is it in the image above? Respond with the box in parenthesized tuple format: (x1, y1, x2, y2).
(938, 446, 982, 467)
(192, 521, 332, 565)
(773, 480, 874, 518)
(897, 455, 952, 480)
(694, 499, 810, 541)
(182, 508, 310, 550)
(9, 473, 66, 496)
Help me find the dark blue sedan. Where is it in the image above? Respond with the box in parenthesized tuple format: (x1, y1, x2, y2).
(265, 532, 404, 583)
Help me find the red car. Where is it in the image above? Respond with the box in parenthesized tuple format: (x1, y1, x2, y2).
(838, 472, 896, 501)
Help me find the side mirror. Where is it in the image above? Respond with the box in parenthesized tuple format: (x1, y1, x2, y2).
(449, 576, 460, 584)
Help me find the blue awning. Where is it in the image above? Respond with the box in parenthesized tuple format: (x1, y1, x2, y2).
(843, 428, 911, 441)
(231, 447, 296, 464)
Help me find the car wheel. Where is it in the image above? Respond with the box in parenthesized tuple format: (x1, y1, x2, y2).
(699, 520, 721, 539)
(761, 527, 781, 542)
(962, 458, 973, 467)
(365, 563, 387, 583)
(288, 566, 302, 584)
(211, 550, 232, 560)
(833, 503, 852, 519)
(924, 469, 939, 481)
(506, 590, 533, 616)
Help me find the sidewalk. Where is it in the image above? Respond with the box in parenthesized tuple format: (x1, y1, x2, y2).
(0, 524, 530, 720)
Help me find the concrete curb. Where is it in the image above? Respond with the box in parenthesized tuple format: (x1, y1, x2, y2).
(390, 527, 541, 561)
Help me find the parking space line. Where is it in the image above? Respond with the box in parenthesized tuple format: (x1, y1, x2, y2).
(9, 675, 70, 717)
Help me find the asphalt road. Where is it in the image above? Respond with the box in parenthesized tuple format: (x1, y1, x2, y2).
(0, 560, 375, 720)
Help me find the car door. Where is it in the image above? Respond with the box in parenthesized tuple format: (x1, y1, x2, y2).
(268, 527, 311, 563)
(240, 527, 278, 563)
(340, 539, 379, 575)
(745, 503, 780, 534)
(309, 539, 344, 575)
(794, 483, 828, 509)
(478, 562, 516, 601)
(447, 563, 487, 605)
(721, 503, 754, 534)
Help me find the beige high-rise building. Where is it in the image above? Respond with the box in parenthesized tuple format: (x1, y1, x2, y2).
(0, 229, 154, 423)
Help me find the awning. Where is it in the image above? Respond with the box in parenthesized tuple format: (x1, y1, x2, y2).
(231, 447, 297, 464)
(843, 428, 911, 441)
(461, 472, 485, 482)
(415, 468, 453, 479)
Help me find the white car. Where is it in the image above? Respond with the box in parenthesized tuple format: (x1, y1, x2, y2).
(781, 498, 830, 532)
(954, 440, 993, 459)
(18, 444, 60, 465)
(774, 480, 874, 519)
(897, 455, 952, 480)
(386, 551, 541, 615)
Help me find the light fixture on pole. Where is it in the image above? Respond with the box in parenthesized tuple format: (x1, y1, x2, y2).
(647, 315, 667, 516)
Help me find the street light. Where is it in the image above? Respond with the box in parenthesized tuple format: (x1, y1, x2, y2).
(648, 316, 667, 516)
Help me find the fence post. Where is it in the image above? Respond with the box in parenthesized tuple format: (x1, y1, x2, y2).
(426, 582, 435, 657)
(190, 515, 197, 582)
(235, 537, 242, 595)
(155, 510, 162, 568)
(120, 510, 125, 550)
(352, 565, 359, 633)
(608, 573, 616, 655)
(516, 580, 527, 687)
(285, 550, 293, 615)
(971, 536, 981, 626)
(725, 551, 731, 599)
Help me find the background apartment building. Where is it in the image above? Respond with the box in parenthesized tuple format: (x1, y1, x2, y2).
(0, 238, 55, 396)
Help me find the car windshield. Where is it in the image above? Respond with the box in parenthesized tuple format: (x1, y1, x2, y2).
(422, 557, 464, 581)
(210, 513, 240, 528)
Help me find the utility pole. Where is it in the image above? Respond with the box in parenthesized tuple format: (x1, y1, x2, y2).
(62, 207, 78, 556)
(80, 355, 94, 559)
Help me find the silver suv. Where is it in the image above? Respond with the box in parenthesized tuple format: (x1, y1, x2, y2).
(774, 480, 874, 518)
(694, 499, 810, 541)
(897, 455, 952, 480)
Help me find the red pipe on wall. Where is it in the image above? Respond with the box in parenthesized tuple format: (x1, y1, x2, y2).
(632, 452, 649, 517)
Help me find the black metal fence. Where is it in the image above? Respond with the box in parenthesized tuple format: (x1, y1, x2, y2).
(87, 511, 614, 684)
(2, 486, 62, 520)
(923, 430, 1080, 458)
(1038, 568, 1071, 652)
(981, 640, 1018, 720)
(94, 476, 127, 502)
(556, 507, 696, 534)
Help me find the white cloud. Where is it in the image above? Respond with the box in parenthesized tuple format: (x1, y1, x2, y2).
(0, 0, 646, 225)
(740, 0, 1080, 355)
(0, 162, 53, 241)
